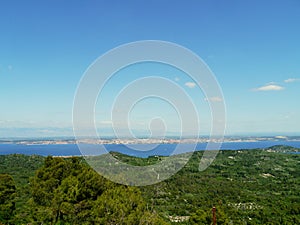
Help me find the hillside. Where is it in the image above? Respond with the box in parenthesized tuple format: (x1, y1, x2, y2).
(139, 146, 300, 224)
(0, 146, 299, 224)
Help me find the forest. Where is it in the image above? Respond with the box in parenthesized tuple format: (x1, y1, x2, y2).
(0, 145, 299, 224)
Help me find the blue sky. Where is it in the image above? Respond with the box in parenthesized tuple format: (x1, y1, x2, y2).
(0, 0, 300, 137)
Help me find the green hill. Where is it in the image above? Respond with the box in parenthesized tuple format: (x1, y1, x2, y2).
(140, 147, 300, 224)
(0, 146, 299, 224)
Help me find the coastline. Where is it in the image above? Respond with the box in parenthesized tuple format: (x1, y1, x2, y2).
(0, 141, 300, 158)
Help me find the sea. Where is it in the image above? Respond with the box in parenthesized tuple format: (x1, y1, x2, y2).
(0, 141, 300, 158)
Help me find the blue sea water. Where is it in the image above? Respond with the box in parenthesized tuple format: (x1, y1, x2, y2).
(0, 141, 300, 157)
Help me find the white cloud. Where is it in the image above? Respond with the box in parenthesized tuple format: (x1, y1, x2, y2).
(185, 82, 196, 88)
(174, 77, 180, 82)
(204, 97, 223, 102)
(253, 84, 284, 91)
(284, 78, 300, 83)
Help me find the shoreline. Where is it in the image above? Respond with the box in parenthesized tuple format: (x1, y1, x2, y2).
(0, 144, 299, 158)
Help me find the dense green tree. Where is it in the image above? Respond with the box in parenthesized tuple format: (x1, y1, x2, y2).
(189, 209, 211, 225)
(0, 174, 16, 222)
(28, 156, 169, 224)
(91, 185, 168, 224)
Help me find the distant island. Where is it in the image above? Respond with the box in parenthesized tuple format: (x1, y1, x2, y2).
(1, 135, 300, 145)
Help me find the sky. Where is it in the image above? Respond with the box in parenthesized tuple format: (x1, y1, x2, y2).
(0, 0, 300, 137)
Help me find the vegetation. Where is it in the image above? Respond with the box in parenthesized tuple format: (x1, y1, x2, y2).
(0, 174, 16, 222)
(139, 145, 300, 224)
(0, 145, 299, 224)
(0, 154, 44, 224)
(0, 155, 167, 224)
